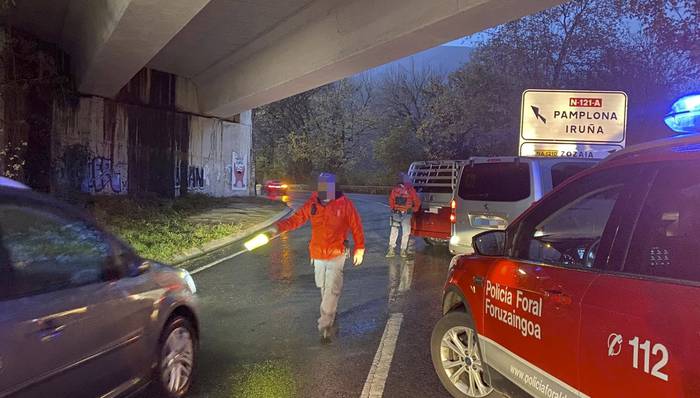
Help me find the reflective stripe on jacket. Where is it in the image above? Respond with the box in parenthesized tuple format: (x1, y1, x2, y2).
(276, 192, 365, 260)
(389, 184, 420, 212)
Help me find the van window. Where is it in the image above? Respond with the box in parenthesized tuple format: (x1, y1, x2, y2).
(458, 163, 530, 201)
(551, 162, 594, 188)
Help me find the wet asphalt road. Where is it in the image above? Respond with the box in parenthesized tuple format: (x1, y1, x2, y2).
(177, 192, 458, 398)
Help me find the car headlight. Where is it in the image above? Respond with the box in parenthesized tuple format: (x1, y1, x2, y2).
(179, 269, 197, 294)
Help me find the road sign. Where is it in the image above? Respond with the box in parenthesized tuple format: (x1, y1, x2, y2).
(520, 90, 628, 159)
(519, 142, 624, 160)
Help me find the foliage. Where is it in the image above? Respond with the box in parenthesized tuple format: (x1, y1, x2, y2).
(618, 0, 699, 65)
(0, 27, 75, 188)
(0, 0, 15, 14)
(374, 121, 426, 183)
(0, 140, 26, 179)
(254, 78, 375, 184)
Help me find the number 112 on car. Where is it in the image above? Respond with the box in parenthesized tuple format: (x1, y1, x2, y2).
(609, 333, 669, 382)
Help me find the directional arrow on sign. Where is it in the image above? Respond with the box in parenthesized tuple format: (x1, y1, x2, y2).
(531, 105, 547, 124)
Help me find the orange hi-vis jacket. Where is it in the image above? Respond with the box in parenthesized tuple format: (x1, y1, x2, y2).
(276, 192, 365, 260)
(389, 184, 421, 213)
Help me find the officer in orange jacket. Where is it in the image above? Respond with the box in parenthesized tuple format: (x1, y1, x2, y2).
(387, 173, 420, 258)
(275, 173, 365, 340)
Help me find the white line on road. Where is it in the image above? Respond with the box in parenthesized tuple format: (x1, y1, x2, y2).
(360, 313, 404, 398)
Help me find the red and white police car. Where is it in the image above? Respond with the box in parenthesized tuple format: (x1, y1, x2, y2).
(431, 133, 700, 397)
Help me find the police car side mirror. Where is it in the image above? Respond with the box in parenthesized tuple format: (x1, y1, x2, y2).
(473, 231, 506, 257)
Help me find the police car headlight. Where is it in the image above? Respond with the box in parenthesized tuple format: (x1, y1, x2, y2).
(179, 269, 197, 294)
(449, 235, 460, 246)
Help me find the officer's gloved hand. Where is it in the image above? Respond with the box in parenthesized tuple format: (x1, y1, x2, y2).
(353, 248, 365, 267)
(265, 225, 279, 237)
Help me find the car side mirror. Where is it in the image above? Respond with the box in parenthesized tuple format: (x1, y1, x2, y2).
(473, 231, 506, 257)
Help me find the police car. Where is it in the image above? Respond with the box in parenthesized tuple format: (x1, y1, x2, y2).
(431, 129, 700, 397)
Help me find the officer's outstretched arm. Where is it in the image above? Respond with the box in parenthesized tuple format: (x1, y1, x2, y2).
(276, 197, 312, 233)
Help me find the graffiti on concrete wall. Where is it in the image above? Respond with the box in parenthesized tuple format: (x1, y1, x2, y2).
(55, 145, 126, 195)
(83, 157, 125, 194)
(231, 152, 247, 190)
(188, 166, 206, 190)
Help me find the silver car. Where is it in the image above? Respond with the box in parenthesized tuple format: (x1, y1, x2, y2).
(449, 156, 596, 255)
(0, 181, 199, 398)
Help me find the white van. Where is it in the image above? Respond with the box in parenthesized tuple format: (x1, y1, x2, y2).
(449, 156, 597, 254)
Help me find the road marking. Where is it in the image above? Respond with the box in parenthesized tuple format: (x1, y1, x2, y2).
(360, 313, 404, 398)
(190, 235, 281, 275)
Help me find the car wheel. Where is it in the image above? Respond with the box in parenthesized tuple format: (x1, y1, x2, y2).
(155, 316, 197, 398)
(431, 311, 494, 398)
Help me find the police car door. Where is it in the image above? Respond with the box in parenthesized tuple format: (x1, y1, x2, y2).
(486, 166, 632, 397)
(579, 160, 700, 397)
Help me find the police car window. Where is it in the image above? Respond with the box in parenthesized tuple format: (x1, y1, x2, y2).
(551, 162, 594, 188)
(0, 205, 110, 300)
(625, 162, 700, 283)
(459, 163, 530, 202)
(521, 185, 623, 268)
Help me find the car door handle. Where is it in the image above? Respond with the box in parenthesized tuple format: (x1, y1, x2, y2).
(543, 289, 572, 306)
(473, 276, 484, 286)
(36, 322, 66, 342)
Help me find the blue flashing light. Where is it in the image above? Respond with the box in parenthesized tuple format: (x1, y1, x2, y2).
(665, 94, 700, 134)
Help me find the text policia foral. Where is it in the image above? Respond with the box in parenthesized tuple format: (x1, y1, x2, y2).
(485, 280, 543, 340)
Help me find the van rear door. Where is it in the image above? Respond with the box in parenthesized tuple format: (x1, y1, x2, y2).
(408, 160, 463, 241)
(455, 158, 534, 234)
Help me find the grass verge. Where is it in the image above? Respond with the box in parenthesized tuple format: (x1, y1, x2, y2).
(73, 194, 282, 263)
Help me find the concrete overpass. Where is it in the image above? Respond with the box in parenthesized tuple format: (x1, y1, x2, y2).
(5, 0, 563, 118)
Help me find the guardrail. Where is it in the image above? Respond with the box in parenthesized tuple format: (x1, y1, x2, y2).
(287, 184, 392, 195)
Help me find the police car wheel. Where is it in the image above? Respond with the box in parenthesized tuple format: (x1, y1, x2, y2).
(431, 311, 495, 398)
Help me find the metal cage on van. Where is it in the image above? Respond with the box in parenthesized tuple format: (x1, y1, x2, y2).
(407, 160, 465, 194)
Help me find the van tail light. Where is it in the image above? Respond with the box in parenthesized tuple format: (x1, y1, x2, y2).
(450, 199, 456, 223)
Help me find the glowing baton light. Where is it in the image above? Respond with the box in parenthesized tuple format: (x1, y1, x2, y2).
(665, 94, 700, 134)
(244, 233, 270, 251)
